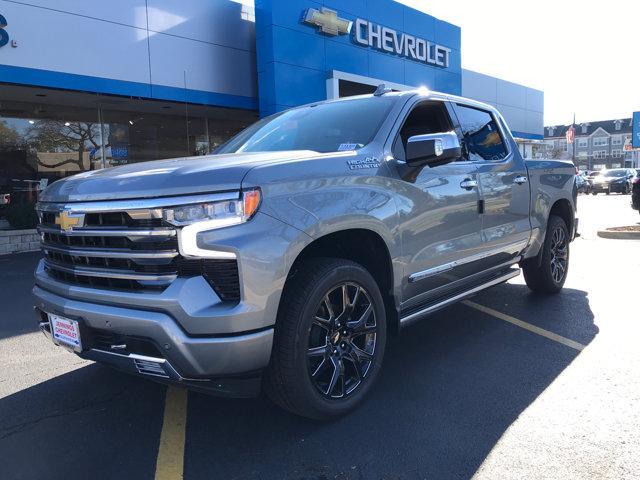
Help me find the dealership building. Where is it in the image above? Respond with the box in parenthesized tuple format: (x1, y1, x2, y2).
(0, 0, 544, 211)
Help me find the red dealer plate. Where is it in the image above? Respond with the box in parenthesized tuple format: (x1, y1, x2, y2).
(48, 314, 82, 352)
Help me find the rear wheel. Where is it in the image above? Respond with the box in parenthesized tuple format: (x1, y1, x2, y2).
(523, 215, 569, 293)
(264, 258, 387, 420)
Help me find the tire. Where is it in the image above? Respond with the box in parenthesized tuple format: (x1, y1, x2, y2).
(264, 258, 387, 420)
(606, 189, 610, 195)
(592, 192, 597, 195)
(522, 215, 570, 294)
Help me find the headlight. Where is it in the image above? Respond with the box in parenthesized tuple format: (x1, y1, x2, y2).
(163, 189, 261, 227)
(169, 189, 261, 259)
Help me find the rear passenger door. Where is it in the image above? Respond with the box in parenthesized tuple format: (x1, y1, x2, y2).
(451, 104, 531, 263)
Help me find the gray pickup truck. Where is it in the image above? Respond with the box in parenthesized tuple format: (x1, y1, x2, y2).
(33, 88, 577, 419)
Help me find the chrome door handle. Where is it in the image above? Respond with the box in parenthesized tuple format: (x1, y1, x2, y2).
(514, 175, 528, 185)
(460, 179, 478, 190)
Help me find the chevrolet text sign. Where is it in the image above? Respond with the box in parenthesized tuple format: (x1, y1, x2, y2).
(354, 19, 451, 68)
(303, 8, 451, 69)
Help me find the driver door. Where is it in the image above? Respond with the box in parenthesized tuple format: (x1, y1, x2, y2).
(387, 100, 483, 309)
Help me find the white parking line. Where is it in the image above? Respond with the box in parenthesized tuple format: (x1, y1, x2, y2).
(462, 300, 586, 351)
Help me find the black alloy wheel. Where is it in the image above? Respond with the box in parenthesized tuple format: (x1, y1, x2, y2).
(522, 214, 570, 293)
(265, 258, 387, 420)
(549, 225, 568, 284)
(307, 283, 377, 399)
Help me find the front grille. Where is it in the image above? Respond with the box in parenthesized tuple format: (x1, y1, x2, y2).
(41, 211, 164, 228)
(38, 204, 241, 302)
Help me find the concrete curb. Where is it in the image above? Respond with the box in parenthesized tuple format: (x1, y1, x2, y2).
(597, 229, 640, 240)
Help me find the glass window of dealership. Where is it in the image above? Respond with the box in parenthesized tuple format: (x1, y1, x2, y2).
(0, 86, 257, 212)
(0, 0, 545, 230)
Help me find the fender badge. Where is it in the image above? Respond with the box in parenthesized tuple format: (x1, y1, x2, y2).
(347, 157, 380, 170)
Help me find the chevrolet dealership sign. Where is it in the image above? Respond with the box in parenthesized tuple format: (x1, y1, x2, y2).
(303, 8, 451, 68)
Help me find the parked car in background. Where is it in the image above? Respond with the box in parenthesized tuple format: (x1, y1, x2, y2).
(585, 170, 600, 189)
(591, 168, 635, 195)
(632, 173, 640, 214)
(576, 172, 591, 194)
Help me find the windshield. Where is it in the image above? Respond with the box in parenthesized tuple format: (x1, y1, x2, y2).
(602, 169, 627, 177)
(216, 97, 397, 154)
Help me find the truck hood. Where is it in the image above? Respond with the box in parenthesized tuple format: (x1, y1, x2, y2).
(39, 151, 320, 202)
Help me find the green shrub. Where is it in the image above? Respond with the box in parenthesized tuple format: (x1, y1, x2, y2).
(5, 203, 38, 229)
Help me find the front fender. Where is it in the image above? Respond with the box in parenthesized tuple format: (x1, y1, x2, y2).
(242, 156, 402, 299)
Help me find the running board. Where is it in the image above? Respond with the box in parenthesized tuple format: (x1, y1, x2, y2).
(399, 268, 521, 328)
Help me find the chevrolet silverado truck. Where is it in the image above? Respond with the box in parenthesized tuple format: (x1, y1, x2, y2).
(33, 88, 578, 419)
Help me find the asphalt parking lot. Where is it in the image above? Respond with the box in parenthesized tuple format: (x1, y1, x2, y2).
(1, 193, 639, 480)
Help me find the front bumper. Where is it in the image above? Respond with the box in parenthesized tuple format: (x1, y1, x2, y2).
(34, 285, 273, 396)
(31, 211, 310, 395)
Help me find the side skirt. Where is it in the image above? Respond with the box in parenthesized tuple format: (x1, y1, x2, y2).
(399, 268, 521, 328)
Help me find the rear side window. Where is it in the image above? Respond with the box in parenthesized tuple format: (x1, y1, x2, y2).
(454, 104, 508, 161)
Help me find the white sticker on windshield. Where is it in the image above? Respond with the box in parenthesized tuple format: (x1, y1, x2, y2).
(338, 143, 358, 151)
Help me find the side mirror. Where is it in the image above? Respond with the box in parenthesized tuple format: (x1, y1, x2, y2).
(405, 132, 461, 166)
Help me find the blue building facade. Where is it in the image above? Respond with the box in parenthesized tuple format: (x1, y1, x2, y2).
(0, 0, 544, 204)
(255, 0, 461, 116)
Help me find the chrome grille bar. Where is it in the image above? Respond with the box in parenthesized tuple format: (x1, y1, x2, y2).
(43, 259, 177, 282)
(38, 226, 176, 237)
(42, 243, 178, 259)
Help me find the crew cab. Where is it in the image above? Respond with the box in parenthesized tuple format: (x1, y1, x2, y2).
(33, 88, 578, 419)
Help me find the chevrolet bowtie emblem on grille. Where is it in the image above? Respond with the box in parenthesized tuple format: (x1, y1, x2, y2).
(303, 7, 352, 36)
(55, 211, 84, 231)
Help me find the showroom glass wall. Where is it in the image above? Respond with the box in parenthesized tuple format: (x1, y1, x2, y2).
(0, 85, 258, 228)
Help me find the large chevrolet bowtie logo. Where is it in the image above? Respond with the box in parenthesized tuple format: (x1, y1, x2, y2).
(303, 7, 352, 36)
(55, 211, 83, 231)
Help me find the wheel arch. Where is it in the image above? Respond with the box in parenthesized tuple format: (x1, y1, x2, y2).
(282, 228, 400, 336)
(524, 198, 574, 269)
(549, 198, 574, 234)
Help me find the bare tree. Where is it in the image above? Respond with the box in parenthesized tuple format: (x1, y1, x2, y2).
(0, 120, 22, 147)
(27, 120, 101, 171)
(547, 147, 570, 160)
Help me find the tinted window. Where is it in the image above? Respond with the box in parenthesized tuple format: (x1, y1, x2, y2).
(454, 104, 508, 161)
(393, 101, 453, 161)
(602, 169, 627, 177)
(216, 97, 396, 154)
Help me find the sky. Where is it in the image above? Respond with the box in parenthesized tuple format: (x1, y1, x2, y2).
(398, 0, 640, 126)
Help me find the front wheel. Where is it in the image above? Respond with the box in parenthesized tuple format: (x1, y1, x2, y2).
(264, 258, 387, 420)
(522, 215, 570, 293)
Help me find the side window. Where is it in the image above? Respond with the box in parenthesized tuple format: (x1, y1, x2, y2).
(453, 104, 508, 161)
(393, 101, 454, 162)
